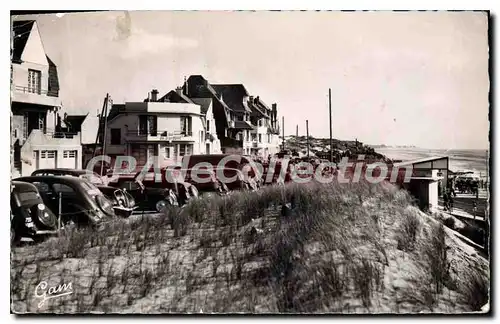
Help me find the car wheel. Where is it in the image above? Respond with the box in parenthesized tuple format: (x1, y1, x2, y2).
(156, 200, 168, 213)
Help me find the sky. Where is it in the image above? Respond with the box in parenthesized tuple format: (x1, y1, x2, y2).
(12, 11, 490, 149)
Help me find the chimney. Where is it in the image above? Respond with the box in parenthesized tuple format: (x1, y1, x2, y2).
(249, 96, 254, 103)
(175, 86, 183, 96)
(184, 76, 189, 96)
(151, 89, 159, 102)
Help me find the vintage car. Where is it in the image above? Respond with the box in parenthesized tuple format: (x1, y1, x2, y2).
(30, 168, 135, 217)
(180, 154, 262, 191)
(31, 168, 107, 185)
(11, 181, 59, 245)
(13, 176, 116, 227)
(107, 171, 196, 212)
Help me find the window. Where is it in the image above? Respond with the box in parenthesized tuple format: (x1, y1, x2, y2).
(138, 115, 157, 136)
(268, 134, 271, 143)
(148, 116, 157, 136)
(164, 146, 171, 159)
(52, 183, 75, 194)
(180, 116, 192, 136)
(32, 182, 50, 193)
(41, 151, 46, 158)
(206, 120, 210, 132)
(179, 144, 193, 156)
(110, 128, 121, 145)
(259, 134, 262, 143)
(139, 115, 148, 135)
(63, 150, 76, 158)
(47, 151, 56, 159)
(28, 69, 41, 94)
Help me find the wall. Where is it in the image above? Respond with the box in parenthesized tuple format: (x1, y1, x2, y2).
(104, 102, 207, 158)
(20, 130, 82, 176)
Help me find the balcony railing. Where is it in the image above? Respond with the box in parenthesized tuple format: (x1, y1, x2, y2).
(50, 131, 79, 139)
(14, 85, 49, 96)
(126, 130, 193, 138)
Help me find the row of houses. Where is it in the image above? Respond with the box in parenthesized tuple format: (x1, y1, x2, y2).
(11, 20, 282, 177)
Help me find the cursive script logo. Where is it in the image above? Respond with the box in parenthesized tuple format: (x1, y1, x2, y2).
(34, 281, 73, 308)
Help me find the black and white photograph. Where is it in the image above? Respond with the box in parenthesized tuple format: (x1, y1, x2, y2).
(9, 9, 491, 314)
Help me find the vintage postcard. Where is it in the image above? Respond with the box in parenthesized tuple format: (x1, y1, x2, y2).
(10, 10, 490, 314)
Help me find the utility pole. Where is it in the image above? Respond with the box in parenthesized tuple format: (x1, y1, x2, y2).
(329, 88, 333, 162)
(306, 120, 310, 159)
(93, 95, 109, 159)
(100, 93, 110, 176)
(282, 116, 285, 152)
(296, 125, 298, 138)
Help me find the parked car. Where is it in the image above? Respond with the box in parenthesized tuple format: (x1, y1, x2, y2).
(31, 168, 107, 185)
(107, 171, 194, 212)
(180, 154, 262, 190)
(11, 181, 59, 245)
(30, 168, 135, 217)
(13, 176, 116, 227)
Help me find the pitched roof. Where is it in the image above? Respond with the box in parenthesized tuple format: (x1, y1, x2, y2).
(190, 97, 212, 115)
(158, 90, 195, 104)
(12, 20, 60, 97)
(46, 55, 59, 97)
(184, 75, 232, 112)
(12, 20, 35, 63)
(211, 84, 252, 113)
(107, 104, 126, 121)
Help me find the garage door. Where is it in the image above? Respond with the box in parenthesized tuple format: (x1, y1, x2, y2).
(39, 150, 57, 169)
(61, 150, 78, 169)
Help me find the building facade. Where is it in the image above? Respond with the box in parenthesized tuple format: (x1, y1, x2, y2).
(182, 75, 281, 159)
(103, 89, 221, 168)
(11, 20, 82, 176)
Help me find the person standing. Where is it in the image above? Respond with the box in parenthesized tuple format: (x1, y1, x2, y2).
(443, 191, 449, 211)
(448, 190, 454, 213)
(472, 200, 478, 220)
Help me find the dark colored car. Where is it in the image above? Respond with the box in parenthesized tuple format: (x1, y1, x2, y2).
(107, 172, 192, 213)
(31, 168, 107, 185)
(180, 154, 262, 191)
(14, 176, 116, 227)
(30, 168, 136, 217)
(11, 181, 59, 245)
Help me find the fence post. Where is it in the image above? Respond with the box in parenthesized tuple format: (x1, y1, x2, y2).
(58, 192, 62, 231)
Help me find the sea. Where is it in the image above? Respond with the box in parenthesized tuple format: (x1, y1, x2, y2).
(375, 147, 489, 178)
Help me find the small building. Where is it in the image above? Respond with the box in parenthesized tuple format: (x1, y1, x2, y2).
(393, 156, 449, 211)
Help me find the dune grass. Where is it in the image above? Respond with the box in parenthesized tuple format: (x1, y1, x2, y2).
(10, 180, 489, 314)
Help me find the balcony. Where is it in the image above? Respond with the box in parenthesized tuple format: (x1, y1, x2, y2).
(125, 130, 195, 142)
(22, 130, 81, 149)
(11, 85, 61, 108)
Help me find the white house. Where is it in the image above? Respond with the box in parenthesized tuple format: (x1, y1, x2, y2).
(11, 20, 82, 176)
(103, 91, 221, 168)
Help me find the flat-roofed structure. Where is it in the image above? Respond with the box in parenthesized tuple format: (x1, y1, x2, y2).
(394, 156, 449, 211)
